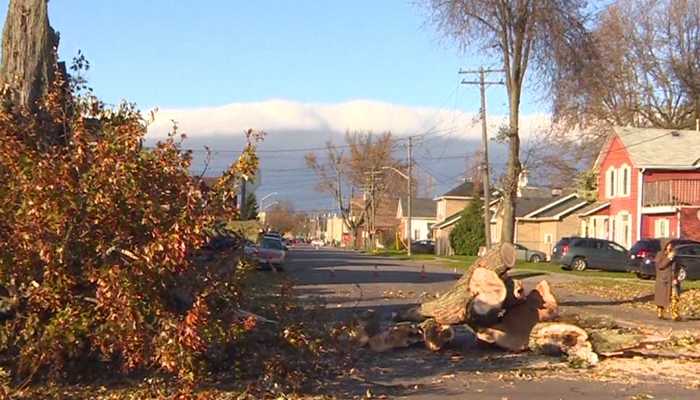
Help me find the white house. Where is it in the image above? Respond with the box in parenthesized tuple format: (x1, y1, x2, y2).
(396, 197, 436, 242)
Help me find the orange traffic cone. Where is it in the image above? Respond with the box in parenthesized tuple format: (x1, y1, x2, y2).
(330, 266, 336, 277)
(421, 265, 426, 279)
(373, 265, 380, 277)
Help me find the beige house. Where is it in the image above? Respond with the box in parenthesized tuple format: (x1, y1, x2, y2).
(431, 180, 490, 255)
(492, 193, 589, 258)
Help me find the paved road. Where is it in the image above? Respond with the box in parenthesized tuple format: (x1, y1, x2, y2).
(284, 246, 700, 400)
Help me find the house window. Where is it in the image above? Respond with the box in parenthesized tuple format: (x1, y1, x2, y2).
(606, 166, 617, 198)
(618, 164, 631, 197)
(544, 233, 553, 244)
(655, 218, 670, 238)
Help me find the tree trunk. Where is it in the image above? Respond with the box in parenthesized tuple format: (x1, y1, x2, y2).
(0, 0, 59, 112)
(500, 86, 522, 243)
(418, 243, 517, 325)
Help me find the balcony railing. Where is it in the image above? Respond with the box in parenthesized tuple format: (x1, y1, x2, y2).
(643, 179, 700, 207)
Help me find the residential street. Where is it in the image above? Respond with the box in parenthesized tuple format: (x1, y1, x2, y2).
(284, 246, 700, 400)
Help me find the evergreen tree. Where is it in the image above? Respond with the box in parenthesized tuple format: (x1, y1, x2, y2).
(449, 191, 486, 256)
(243, 192, 259, 220)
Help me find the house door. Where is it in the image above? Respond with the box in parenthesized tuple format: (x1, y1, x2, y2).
(616, 213, 631, 249)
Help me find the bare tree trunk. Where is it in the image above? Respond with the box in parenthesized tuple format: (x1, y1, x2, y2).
(500, 88, 522, 243)
(0, 0, 59, 112)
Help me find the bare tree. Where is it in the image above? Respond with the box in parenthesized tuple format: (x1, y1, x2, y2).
(423, 173, 436, 198)
(551, 0, 700, 167)
(419, 0, 592, 242)
(462, 149, 483, 183)
(265, 201, 301, 235)
(305, 130, 403, 247)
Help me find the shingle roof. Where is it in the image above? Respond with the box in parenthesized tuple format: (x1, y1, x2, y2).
(609, 127, 700, 168)
(437, 180, 482, 199)
(513, 197, 558, 218)
(399, 198, 436, 219)
(577, 201, 610, 217)
(525, 194, 589, 219)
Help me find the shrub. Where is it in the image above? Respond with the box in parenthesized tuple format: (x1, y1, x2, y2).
(0, 61, 339, 395)
(448, 191, 485, 256)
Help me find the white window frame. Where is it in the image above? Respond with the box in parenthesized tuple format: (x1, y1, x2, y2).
(655, 218, 670, 238)
(618, 164, 631, 198)
(605, 166, 617, 199)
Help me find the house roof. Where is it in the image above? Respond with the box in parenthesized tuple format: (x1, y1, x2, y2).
(431, 210, 463, 230)
(435, 180, 482, 199)
(512, 197, 559, 218)
(399, 197, 436, 219)
(577, 201, 610, 217)
(521, 193, 589, 220)
(595, 127, 700, 169)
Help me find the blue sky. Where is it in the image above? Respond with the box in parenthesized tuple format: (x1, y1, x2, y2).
(0, 0, 543, 115)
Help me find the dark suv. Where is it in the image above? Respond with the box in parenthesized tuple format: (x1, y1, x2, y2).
(627, 238, 700, 279)
(551, 237, 629, 271)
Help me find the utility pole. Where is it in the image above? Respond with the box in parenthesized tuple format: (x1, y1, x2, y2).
(407, 136, 413, 256)
(459, 67, 505, 248)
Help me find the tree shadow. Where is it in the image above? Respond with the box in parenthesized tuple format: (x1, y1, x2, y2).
(559, 294, 654, 307)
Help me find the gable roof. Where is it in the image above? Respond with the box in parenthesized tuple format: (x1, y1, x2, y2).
(435, 180, 482, 200)
(577, 201, 610, 217)
(431, 209, 464, 230)
(595, 127, 700, 170)
(398, 198, 436, 219)
(520, 193, 589, 220)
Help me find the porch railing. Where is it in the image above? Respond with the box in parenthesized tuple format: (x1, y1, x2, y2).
(643, 179, 700, 207)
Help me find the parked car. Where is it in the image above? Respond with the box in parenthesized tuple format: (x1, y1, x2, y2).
(551, 237, 629, 271)
(627, 238, 700, 279)
(310, 238, 324, 247)
(635, 242, 700, 281)
(251, 237, 286, 270)
(410, 240, 435, 254)
(514, 243, 546, 263)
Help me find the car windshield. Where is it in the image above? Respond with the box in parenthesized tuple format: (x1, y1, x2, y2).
(261, 239, 283, 250)
(630, 241, 658, 253)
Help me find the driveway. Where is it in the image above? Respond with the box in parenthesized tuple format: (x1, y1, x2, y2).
(283, 246, 700, 399)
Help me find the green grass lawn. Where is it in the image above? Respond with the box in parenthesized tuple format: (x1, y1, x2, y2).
(372, 249, 700, 286)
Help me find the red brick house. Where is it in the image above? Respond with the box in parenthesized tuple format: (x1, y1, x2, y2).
(579, 127, 700, 248)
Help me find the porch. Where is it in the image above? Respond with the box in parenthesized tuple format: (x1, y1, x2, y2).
(643, 179, 700, 207)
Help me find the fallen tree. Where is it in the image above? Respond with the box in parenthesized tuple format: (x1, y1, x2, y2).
(351, 242, 677, 366)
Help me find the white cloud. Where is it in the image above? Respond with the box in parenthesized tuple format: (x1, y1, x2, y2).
(146, 99, 552, 141)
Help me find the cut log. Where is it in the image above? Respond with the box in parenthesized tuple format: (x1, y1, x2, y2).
(348, 309, 381, 348)
(419, 242, 516, 325)
(528, 322, 599, 366)
(502, 277, 525, 309)
(475, 280, 559, 351)
(420, 318, 455, 352)
(368, 322, 422, 352)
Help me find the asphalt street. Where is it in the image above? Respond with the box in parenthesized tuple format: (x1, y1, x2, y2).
(283, 246, 700, 400)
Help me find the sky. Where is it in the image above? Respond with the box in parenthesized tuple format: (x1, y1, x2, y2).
(0, 0, 552, 211)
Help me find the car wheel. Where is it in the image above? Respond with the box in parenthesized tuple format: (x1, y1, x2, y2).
(529, 254, 542, 263)
(677, 267, 687, 282)
(571, 257, 588, 271)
